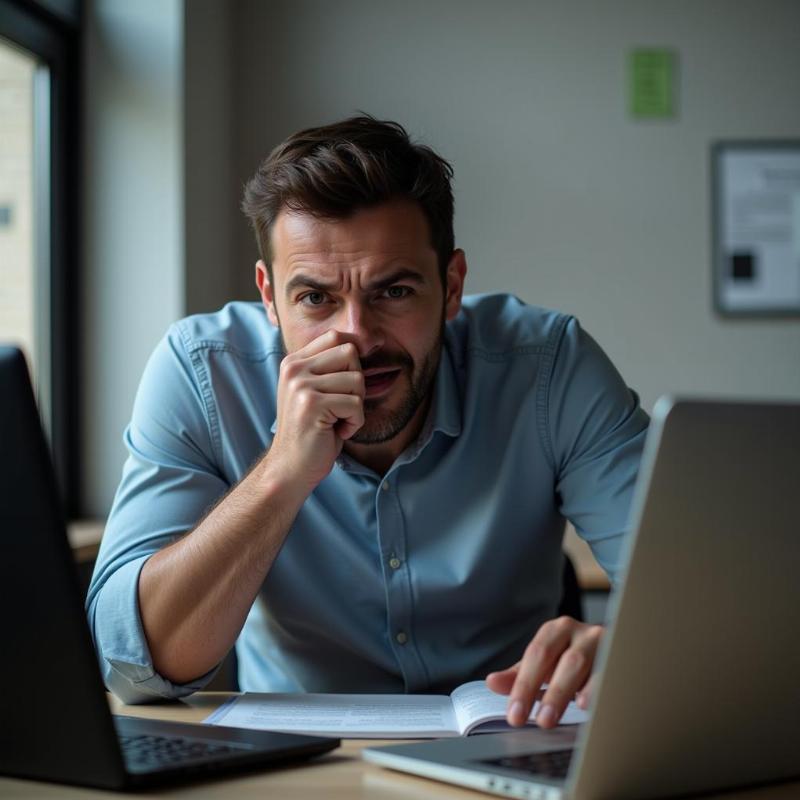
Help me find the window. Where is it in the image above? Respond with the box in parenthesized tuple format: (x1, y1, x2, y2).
(0, 0, 80, 515)
(0, 38, 44, 406)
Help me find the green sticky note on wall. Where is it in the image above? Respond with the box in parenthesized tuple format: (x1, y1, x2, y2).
(629, 49, 676, 119)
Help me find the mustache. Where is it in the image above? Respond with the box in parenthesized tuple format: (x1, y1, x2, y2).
(359, 351, 413, 372)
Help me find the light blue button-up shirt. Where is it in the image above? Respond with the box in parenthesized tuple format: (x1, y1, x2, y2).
(86, 293, 648, 704)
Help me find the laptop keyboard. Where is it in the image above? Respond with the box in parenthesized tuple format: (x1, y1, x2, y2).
(119, 733, 252, 772)
(479, 748, 574, 779)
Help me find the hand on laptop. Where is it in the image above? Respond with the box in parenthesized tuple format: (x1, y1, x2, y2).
(485, 616, 604, 729)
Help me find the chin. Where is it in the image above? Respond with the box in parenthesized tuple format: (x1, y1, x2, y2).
(349, 418, 406, 446)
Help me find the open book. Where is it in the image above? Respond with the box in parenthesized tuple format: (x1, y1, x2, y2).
(204, 680, 588, 739)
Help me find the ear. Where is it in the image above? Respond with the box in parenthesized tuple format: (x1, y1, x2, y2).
(444, 249, 467, 321)
(255, 260, 280, 327)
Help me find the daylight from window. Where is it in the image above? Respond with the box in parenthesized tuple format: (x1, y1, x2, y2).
(0, 38, 37, 376)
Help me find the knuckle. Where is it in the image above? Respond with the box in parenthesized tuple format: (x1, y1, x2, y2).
(294, 389, 314, 412)
(544, 683, 571, 704)
(553, 615, 575, 633)
(291, 386, 314, 413)
(576, 625, 603, 648)
(288, 375, 314, 401)
(524, 639, 549, 663)
(560, 648, 587, 673)
(280, 357, 300, 380)
(537, 619, 555, 637)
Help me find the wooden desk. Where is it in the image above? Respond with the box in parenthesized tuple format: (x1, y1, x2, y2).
(66, 519, 105, 564)
(0, 694, 797, 799)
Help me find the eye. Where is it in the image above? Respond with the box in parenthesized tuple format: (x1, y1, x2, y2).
(383, 285, 412, 300)
(299, 291, 328, 306)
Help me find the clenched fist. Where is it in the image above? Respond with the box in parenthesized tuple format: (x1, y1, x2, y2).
(267, 329, 366, 494)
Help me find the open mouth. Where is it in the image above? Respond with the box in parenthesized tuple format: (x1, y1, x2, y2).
(363, 368, 402, 398)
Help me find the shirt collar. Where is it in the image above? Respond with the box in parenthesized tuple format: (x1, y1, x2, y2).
(420, 342, 462, 441)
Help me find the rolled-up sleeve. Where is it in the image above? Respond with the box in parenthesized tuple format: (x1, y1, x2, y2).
(545, 318, 649, 585)
(86, 325, 230, 703)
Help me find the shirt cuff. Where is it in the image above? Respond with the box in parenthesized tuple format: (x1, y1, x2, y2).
(90, 553, 220, 704)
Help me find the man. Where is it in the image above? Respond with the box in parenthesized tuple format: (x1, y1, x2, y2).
(87, 116, 648, 730)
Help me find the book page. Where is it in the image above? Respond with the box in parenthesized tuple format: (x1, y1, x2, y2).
(450, 680, 520, 733)
(450, 681, 589, 734)
(205, 691, 460, 738)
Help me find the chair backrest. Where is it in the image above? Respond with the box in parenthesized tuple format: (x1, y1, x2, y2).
(557, 552, 583, 621)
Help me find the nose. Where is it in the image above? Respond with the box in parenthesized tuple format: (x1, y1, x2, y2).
(338, 301, 384, 359)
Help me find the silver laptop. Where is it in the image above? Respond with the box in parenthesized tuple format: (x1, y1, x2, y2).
(364, 397, 800, 799)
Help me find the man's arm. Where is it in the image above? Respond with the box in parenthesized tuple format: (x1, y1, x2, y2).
(88, 327, 364, 695)
(136, 454, 305, 685)
(487, 316, 649, 727)
(137, 328, 366, 685)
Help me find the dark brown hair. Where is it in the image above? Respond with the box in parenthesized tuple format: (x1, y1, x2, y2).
(241, 115, 455, 281)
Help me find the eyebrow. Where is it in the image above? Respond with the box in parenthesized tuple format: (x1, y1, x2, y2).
(284, 267, 427, 297)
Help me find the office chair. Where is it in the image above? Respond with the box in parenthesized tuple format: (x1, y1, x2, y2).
(557, 553, 583, 622)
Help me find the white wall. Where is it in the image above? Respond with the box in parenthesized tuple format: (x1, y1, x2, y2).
(184, 0, 236, 316)
(82, 0, 800, 516)
(232, 0, 800, 411)
(82, 0, 184, 515)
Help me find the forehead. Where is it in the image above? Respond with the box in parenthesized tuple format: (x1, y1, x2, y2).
(270, 200, 436, 284)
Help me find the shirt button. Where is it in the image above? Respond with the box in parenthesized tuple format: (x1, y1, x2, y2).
(396, 631, 408, 645)
(381, 480, 390, 492)
(389, 557, 401, 570)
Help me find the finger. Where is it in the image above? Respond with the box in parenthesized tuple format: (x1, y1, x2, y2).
(292, 329, 355, 360)
(303, 341, 361, 375)
(537, 626, 602, 728)
(308, 370, 365, 397)
(576, 672, 596, 710)
(507, 618, 576, 726)
(485, 663, 520, 696)
(321, 395, 364, 440)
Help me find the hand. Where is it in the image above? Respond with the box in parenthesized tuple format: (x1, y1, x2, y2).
(486, 616, 604, 729)
(267, 329, 365, 494)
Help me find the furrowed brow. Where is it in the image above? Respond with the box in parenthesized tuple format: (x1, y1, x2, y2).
(364, 268, 426, 292)
(284, 268, 426, 297)
(284, 274, 338, 296)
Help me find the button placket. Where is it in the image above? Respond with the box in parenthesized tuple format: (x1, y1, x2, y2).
(376, 474, 413, 678)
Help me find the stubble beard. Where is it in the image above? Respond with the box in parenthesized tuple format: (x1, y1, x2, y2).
(350, 339, 441, 445)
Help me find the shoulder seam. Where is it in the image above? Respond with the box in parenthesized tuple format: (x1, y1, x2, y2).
(175, 322, 224, 467)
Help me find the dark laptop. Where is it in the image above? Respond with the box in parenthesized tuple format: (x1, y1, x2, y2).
(365, 396, 800, 799)
(0, 345, 338, 790)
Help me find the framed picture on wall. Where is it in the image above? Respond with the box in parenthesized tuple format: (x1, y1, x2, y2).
(711, 141, 800, 316)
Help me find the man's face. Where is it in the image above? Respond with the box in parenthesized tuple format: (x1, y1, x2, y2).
(257, 200, 466, 445)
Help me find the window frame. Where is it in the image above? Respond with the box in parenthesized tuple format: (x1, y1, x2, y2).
(0, 0, 81, 516)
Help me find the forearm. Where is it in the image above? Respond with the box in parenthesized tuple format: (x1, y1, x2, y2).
(137, 452, 308, 685)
